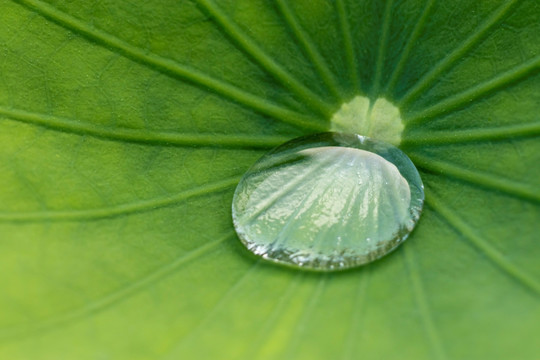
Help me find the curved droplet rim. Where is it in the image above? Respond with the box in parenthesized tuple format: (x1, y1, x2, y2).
(232, 132, 425, 271)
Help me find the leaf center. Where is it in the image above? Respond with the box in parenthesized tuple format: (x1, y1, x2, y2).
(330, 96, 403, 146)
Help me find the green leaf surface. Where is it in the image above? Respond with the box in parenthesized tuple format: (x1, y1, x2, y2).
(1, 0, 539, 359)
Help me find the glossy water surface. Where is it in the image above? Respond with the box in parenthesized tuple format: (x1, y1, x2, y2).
(232, 132, 424, 271)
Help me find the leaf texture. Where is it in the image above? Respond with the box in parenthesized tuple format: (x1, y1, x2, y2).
(0, 0, 539, 359)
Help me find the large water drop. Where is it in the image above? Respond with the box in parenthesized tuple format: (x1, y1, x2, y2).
(232, 132, 424, 271)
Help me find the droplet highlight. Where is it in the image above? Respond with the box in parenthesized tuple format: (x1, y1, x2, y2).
(232, 132, 424, 271)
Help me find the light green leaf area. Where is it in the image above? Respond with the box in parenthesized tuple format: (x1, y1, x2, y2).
(0, 0, 539, 359)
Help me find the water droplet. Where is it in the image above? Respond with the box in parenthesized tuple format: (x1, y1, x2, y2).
(232, 132, 424, 271)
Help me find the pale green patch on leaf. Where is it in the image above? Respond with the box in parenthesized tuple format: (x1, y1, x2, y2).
(0, 0, 539, 359)
(330, 96, 404, 145)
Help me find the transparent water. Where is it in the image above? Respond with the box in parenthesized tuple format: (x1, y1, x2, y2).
(232, 132, 424, 271)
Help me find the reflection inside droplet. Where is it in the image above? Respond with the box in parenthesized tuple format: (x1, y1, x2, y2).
(232, 132, 424, 271)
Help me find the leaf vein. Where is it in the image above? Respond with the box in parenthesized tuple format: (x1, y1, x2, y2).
(195, 0, 335, 118)
(410, 153, 540, 203)
(335, 0, 359, 92)
(281, 275, 328, 359)
(402, 121, 540, 146)
(162, 261, 262, 359)
(276, 0, 343, 101)
(371, 0, 394, 98)
(403, 246, 447, 360)
(0, 106, 290, 149)
(241, 274, 304, 360)
(0, 176, 241, 222)
(385, 0, 434, 96)
(405, 55, 540, 126)
(398, 0, 522, 107)
(425, 188, 540, 295)
(340, 270, 370, 360)
(12, 0, 325, 131)
(0, 233, 232, 341)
